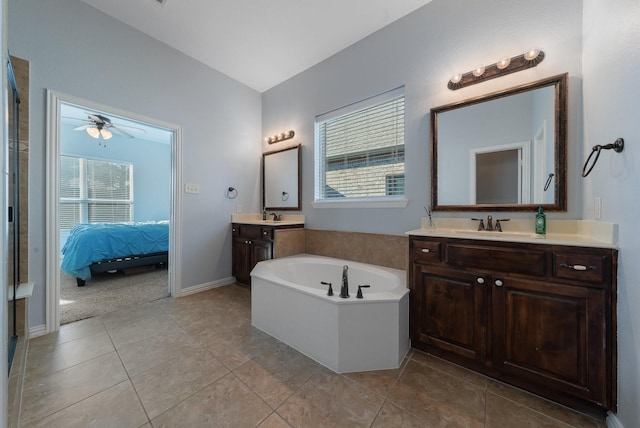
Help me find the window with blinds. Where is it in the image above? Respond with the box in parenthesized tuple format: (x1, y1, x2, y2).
(60, 156, 133, 229)
(315, 88, 405, 202)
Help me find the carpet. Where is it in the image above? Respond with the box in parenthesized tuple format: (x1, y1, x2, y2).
(60, 266, 170, 325)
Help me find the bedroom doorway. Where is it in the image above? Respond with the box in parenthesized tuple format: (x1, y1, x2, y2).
(46, 91, 183, 331)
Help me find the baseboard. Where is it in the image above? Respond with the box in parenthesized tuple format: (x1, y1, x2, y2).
(607, 412, 625, 428)
(178, 276, 236, 297)
(28, 324, 47, 339)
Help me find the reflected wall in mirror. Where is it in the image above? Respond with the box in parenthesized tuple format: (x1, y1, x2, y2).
(431, 73, 567, 212)
(263, 144, 301, 210)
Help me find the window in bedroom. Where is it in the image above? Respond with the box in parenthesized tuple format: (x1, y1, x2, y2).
(314, 87, 406, 207)
(60, 156, 133, 230)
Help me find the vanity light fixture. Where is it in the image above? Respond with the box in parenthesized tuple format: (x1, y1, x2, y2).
(448, 49, 545, 90)
(266, 130, 295, 144)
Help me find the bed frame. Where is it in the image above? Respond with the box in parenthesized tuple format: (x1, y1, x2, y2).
(75, 251, 168, 286)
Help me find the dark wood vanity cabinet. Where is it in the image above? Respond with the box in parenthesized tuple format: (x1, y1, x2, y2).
(232, 224, 274, 285)
(232, 223, 303, 285)
(409, 235, 617, 416)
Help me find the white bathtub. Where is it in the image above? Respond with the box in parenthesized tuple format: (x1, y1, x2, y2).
(250, 254, 409, 373)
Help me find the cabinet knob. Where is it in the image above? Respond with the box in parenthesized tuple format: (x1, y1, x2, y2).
(495, 279, 503, 287)
(476, 278, 485, 284)
(421, 249, 430, 253)
(560, 263, 597, 271)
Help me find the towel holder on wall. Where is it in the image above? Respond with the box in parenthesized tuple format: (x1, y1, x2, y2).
(582, 138, 624, 177)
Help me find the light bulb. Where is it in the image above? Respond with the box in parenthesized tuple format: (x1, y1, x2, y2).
(472, 66, 485, 77)
(496, 57, 511, 69)
(100, 129, 113, 140)
(86, 127, 100, 138)
(450, 73, 462, 84)
(524, 49, 540, 61)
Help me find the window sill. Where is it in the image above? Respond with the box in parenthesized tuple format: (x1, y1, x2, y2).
(312, 198, 409, 209)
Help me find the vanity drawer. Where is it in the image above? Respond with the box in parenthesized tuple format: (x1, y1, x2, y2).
(553, 253, 607, 284)
(445, 244, 546, 277)
(412, 240, 441, 263)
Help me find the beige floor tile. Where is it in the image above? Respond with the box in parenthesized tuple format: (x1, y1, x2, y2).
(276, 367, 384, 428)
(386, 359, 485, 427)
(22, 380, 148, 428)
(20, 351, 128, 426)
(150, 372, 271, 428)
(344, 352, 410, 398)
(371, 401, 428, 427)
(106, 311, 183, 349)
(201, 323, 279, 370)
(29, 316, 106, 348)
(25, 331, 115, 380)
(234, 340, 320, 408)
(117, 328, 202, 377)
(411, 349, 489, 389)
(485, 392, 573, 427)
(487, 381, 605, 427)
(258, 412, 293, 428)
(100, 302, 166, 330)
(132, 348, 229, 419)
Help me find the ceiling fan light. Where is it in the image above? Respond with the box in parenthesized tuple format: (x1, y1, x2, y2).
(86, 127, 100, 139)
(100, 128, 113, 140)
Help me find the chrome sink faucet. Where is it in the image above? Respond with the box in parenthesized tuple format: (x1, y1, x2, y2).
(270, 212, 280, 221)
(340, 265, 350, 298)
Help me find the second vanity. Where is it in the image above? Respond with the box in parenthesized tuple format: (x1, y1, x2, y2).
(407, 218, 617, 417)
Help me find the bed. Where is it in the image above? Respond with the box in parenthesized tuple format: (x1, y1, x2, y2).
(61, 221, 169, 286)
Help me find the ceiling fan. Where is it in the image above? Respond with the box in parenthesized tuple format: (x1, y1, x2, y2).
(65, 113, 146, 141)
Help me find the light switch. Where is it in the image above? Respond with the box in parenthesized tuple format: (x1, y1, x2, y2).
(185, 183, 200, 194)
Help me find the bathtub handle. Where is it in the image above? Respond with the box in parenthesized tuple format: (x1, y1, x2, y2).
(321, 281, 334, 296)
(356, 285, 371, 299)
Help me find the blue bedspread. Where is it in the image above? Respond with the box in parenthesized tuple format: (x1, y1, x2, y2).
(61, 221, 169, 280)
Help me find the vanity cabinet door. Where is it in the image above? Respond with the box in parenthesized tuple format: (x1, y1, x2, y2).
(231, 224, 274, 285)
(492, 276, 608, 408)
(411, 264, 488, 366)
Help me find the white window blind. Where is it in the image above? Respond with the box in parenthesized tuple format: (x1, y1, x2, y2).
(315, 88, 405, 202)
(60, 156, 133, 229)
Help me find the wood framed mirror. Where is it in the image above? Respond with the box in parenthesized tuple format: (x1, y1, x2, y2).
(431, 73, 567, 212)
(263, 144, 301, 211)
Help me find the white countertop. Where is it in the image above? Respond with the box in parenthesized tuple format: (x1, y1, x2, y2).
(406, 218, 618, 249)
(231, 213, 305, 226)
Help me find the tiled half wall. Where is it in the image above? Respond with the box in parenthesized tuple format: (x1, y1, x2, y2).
(274, 228, 408, 271)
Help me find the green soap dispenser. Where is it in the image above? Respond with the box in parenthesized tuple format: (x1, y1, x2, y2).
(535, 205, 546, 236)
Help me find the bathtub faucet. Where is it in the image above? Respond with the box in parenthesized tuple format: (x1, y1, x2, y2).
(340, 265, 350, 298)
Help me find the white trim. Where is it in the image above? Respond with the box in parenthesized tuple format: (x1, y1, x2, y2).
(28, 324, 47, 339)
(311, 198, 408, 209)
(46, 90, 183, 333)
(178, 277, 236, 297)
(606, 412, 624, 428)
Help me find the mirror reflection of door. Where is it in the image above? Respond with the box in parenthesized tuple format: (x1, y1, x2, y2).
(476, 150, 519, 204)
(470, 141, 530, 204)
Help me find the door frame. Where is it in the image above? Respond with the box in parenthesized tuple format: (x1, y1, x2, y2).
(45, 90, 183, 332)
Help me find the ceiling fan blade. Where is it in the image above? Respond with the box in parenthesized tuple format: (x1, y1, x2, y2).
(86, 113, 106, 124)
(108, 126, 135, 139)
(62, 116, 92, 123)
(72, 125, 91, 131)
(113, 123, 147, 133)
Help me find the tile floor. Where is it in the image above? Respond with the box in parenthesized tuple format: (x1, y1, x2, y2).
(20, 284, 607, 427)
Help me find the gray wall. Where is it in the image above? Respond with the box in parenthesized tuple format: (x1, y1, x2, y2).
(583, 0, 640, 425)
(9, 0, 262, 329)
(262, 0, 584, 235)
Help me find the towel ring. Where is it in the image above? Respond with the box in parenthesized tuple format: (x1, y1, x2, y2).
(582, 138, 624, 177)
(225, 187, 238, 199)
(281, 191, 289, 201)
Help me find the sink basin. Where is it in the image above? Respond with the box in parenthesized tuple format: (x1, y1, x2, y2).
(452, 229, 540, 239)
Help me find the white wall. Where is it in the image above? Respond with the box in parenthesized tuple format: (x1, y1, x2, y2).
(263, 0, 584, 235)
(583, 0, 640, 426)
(9, 0, 263, 329)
